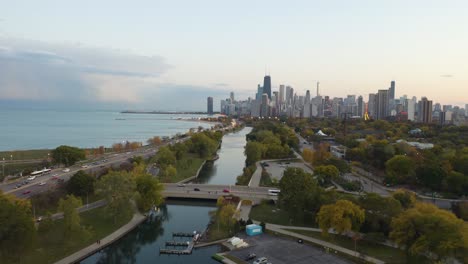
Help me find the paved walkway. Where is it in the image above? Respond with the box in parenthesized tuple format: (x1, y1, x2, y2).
(54, 212, 146, 264)
(248, 162, 263, 187)
(264, 223, 385, 264)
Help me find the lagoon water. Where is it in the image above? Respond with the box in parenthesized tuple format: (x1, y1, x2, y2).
(0, 109, 212, 151)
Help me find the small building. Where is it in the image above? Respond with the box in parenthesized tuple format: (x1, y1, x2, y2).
(246, 224, 263, 236)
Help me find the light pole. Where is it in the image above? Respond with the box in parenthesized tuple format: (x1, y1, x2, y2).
(2, 157, 4, 179)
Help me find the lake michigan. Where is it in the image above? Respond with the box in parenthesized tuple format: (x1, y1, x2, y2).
(0, 108, 213, 151)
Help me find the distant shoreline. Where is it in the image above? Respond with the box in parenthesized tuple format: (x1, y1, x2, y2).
(121, 110, 220, 115)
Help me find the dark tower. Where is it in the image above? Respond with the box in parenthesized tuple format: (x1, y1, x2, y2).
(207, 97, 213, 115)
(263, 75, 272, 99)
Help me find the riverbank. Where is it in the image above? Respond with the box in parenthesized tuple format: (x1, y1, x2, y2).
(55, 212, 146, 264)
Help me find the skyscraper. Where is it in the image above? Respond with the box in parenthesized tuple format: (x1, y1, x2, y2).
(357, 96, 363, 117)
(279, 85, 285, 104)
(263, 75, 272, 99)
(207, 97, 213, 115)
(230, 92, 235, 103)
(261, 93, 269, 117)
(376, 89, 389, 120)
(368, 93, 376, 119)
(418, 97, 433, 123)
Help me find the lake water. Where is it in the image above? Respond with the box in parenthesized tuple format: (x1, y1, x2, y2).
(0, 109, 213, 151)
(81, 201, 220, 264)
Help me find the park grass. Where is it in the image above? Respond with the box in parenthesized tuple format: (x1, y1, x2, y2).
(0, 149, 51, 161)
(283, 229, 430, 264)
(249, 202, 317, 228)
(169, 153, 205, 183)
(18, 205, 133, 264)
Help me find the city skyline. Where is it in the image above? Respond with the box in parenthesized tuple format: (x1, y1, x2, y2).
(1, 1, 468, 110)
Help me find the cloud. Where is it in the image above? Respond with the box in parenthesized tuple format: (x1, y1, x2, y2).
(0, 38, 171, 104)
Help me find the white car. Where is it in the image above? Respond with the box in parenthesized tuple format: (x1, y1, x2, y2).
(253, 257, 268, 264)
(27, 175, 36, 181)
(81, 165, 89, 168)
(39, 182, 46, 186)
(62, 168, 70, 172)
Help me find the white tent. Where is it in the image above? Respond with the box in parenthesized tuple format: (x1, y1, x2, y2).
(316, 130, 327, 136)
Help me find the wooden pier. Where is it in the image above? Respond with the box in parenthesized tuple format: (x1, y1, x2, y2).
(165, 241, 190, 247)
(159, 231, 200, 255)
(172, 232, 195, 237)
(159, 242, 194, 255)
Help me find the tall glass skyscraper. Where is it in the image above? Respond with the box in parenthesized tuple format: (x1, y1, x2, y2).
(207, 97, 213, 115)
(263, 75, 272, 99)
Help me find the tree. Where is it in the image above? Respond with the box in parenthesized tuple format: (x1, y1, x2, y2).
(147, 136, 162, 146)
(317, 200, 365, 236)
(358, 193, 402, 235)
(303, 148, 314, 163)
(135, 174, 164, 212)
(189, 133, 218, 158)
(443, 171, 468, 196)
(95, 171, 136, 223)
(392, 189, 417, 209)
(390, 202, 468, 259)
(156, 146, 176, 168)
(451, 201, 468, 221)
(67, 170, 95, 197)
(312, 143, 331, 166)
(279, 167, 321, 218)
(170, 142, 188, 160)
(416, 163, 446, 190)
(159, 165, 177, 181)
(57, 194, 89, 240)
(0, 192, 36, 262)
(385, 155, 416, 184)
(217, 203, 237, 234)
(245, 141, 264, 166)
(52, 145, 86, 166)
(314, 165, 339, 186)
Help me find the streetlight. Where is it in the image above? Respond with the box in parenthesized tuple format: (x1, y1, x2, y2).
(2, 158, 4, 179)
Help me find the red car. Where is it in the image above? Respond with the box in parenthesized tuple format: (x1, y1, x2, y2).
(51, 175, 59, 180)
(22, 190, 31, 195)
(223, 189, 230, 193)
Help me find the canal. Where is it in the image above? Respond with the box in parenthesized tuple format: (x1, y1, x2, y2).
(81, 127, 251, 263)
(194, 126, 252, 185)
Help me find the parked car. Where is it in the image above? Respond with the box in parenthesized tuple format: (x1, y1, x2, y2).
(253, 257, 268, 264)
(223, 189, 230, 193)
(62, 168, 70, 172)
(39, 182, 46, 186)
(193, 188, 200, 191)
(177, 183, 186, 187)
(36, 216, 43, 222)
(27, 175, 36, 181)
(245, 253, 256, 261)
(22, 190, 31, 195)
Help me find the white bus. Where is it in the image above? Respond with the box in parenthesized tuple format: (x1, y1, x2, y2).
(268, 189, 280, 196)
(30, 168, 52, 176)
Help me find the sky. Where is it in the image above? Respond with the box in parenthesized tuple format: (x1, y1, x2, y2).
(1, 0, 467, 110)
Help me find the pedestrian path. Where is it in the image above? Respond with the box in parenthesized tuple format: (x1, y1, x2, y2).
(54, 212, 146, 264)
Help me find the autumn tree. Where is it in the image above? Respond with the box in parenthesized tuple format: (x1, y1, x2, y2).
(390, 202, 468, 259)
(317, 200, 365, 236)
(312, 143, 331, 166)
(147, 136, 162, 146)
(392, 189, 417, 209)
(112, 142, 124, 152)
(314, 165, 339, 186)
(303, 148, 314, 163)
(189, 132, 218, 158)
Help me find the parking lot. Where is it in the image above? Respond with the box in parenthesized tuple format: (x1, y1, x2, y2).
(227, 233, 352, 264)
(263, 161, 314, 181)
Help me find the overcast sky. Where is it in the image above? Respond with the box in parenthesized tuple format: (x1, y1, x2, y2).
(1, 0, 467, 110)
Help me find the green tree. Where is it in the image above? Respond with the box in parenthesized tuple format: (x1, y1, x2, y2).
(189, 133, 218, 158)
(317, 200, 365, 236)
(95, 171, 136, 223)
(358, 193, 402, 235)
(245, 141, 264, 166)
(314, 165, 339, 186)
(390, 202, 468, 259)
(52, 145, 86, 166)
(279, 167, 321, 218)
(57, 194, 89, 240)
(444, 171, 468, 196)
(392, 189, 417, 209)
(170, 142, 188, 160)
(156, 146, 176, 168)
(135, 174, 164, 212)
(416, 163, 446, 190)
(66, 170, 95, 197)
(0, 192, 36, 262)
(385, 155, 416, 184)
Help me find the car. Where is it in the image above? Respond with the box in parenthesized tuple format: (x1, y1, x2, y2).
(262, 163, 269, 167)
(62, 168, 70, 172)
(22, 190, 31, 195)
(297, 239, 303, 243)
(27, 175, 36, 181)
(36, 216, 43, 222)
(253, 257, 268, 264)
(245, 253, 256, 261)
(223, 189, 230, 193)
(51, 175, 59, 180)
(177, 183, 186, 187)
(285, 162, 290, 164)
(39, 182, 46, 186)
(81, 165, 88, 168)
(193, 188, 200, 191)
(15, 184, 21, 189)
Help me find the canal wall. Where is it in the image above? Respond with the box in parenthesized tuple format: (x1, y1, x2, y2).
(54, 213, 147, 264)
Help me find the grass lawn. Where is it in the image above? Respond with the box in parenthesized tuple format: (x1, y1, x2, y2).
(18, 205, 133, 264)
(0, 149, 51, 161)
(283, 229, 430, 264)
(249, 202, 317, 228)
(222, 254, 245, 264)
(168, 153, 205, 183)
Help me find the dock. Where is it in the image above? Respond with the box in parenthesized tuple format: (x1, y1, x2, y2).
(159, 231, 201, 255)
